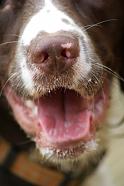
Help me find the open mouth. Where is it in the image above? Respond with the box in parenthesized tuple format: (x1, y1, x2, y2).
(4, 82, 110, 159)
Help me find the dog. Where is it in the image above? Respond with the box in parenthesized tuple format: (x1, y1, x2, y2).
(0, 0, 124, 185)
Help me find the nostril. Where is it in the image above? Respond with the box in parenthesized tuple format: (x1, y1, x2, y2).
(61, 49, 72, 59)
(61, 42, 79, 59)
(32, 51, 49, 64)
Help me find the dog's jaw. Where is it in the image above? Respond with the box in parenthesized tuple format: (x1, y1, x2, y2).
(4, 76, 110, 163)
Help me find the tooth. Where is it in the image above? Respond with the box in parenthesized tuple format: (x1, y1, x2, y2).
(32, 106, 38, 116)
(25, 100, 38, 115)
(41, 148, 54, 157)
(25, 100, 35, 109)
(85, 140, 98, 150)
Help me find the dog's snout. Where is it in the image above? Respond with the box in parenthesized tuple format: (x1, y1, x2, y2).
(27, 34, 79, 73)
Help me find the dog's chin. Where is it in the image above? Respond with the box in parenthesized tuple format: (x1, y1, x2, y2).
(4, 80, 110, 161)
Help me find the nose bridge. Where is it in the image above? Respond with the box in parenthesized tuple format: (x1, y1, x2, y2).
(21, 2, 78, 46)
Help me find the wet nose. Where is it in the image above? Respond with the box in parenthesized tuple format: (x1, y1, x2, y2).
(27, 33, 79, 73)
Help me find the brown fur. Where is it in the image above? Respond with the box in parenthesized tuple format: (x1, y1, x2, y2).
(0, 0, 124, 185)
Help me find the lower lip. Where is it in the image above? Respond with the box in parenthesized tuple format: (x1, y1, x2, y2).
(36, 137, 97, 159)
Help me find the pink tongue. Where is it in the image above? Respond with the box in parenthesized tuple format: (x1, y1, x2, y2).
(38, 90, 92, 143)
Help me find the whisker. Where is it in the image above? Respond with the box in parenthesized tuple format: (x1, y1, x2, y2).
(84, 19, 118, 31)
(0, 40, 18, 47)
(5, 34, 20, 38)
(0, 72, 18, 97)
(90, 58, 124, 83)
(90, 71, 102, 87)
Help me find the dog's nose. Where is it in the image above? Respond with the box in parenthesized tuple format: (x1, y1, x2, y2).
(27, 34, 79, 73)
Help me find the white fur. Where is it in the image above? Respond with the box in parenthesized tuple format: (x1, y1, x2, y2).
(21, 0, 85, 46)
(106, 78, 124, 126)
(16, 51, 35, 93)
